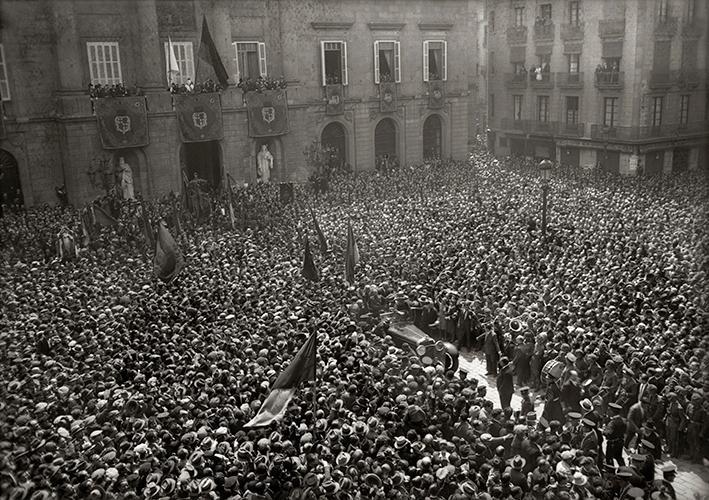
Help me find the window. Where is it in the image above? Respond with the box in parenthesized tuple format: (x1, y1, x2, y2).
(513, 95, 523, 121)
(604, 97, 618, 127)
(658, 0, 669, 22)
(687, 0, 696, 20)
(569, 1, 580, 26)
(87, 42, 122, 85)
(679, 95, 690, 126)
(537, 95, 549, 122)
(652, 96, 663, 126)
(0, 44, 9, 100)
(514, 7, 525, 27)
(165, 41, 194, 85)
(374, 41, 401, 83)
(540, 4, 552, 20)
(490, 51, 495, 74)
(489, 10, 495, 31)
(490, 93, 495, 117)
(234, 42, 267, 81)
(320, 41, 348, 86)
(423, 40, 447, 81)
(566, 96, 579, 124)
(568, 53, 579, 73)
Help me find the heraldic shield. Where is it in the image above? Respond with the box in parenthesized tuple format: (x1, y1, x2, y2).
(428, 80, 446, 109)
(173, 92, 224, 143)
(325, 84, 344, 115)
(246, 89, 289, 137)
(379, 82, 397, 113)
(94, 96, 149, 149)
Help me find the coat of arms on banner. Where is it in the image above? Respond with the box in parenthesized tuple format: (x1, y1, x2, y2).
(114, 115, 131, 135)
(192, 111, 208, 129)
(261, 106, 275, 124)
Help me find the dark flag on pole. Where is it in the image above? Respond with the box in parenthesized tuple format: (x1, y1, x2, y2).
(302, 237, 320, 282)
(344, 219, 359, 284)
(91, 204, 119, 228)
(154, 219, 185, 283)
(244, 332, 317, 427)
(139, 203, 154, 249)
(196, 16, 229, 88)
(311, 208, 328, 253)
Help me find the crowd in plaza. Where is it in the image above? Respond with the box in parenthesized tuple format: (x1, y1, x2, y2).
(1, 145, 708, 500)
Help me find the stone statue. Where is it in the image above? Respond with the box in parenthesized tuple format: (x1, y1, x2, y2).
(257, 144, 274, 183)
(119, 157, 135, 200)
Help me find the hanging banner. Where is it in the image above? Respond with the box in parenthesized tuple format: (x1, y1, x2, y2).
(246, 89, 289, 137)
(379, 82, 397, 113)
(94, 96, 149, 149)
(173, 92, 224, 143)
(428, 80, 445, 109)
(325, 84, 344, 115)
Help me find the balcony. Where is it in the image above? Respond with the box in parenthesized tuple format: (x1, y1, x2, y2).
(530, 120, 559, 134)
(649, 69, 701, 90)
(504, 72, 528, 89)
(530, 71, 554, 89)
(560, 22, 584, 41)
(534, 20, 555, 42)
(675, 69, 701, 89)
(682, 18, 704, 38)
(590, 121, 709, 141)
(648, 71, 673, 90)
(557, 72, 584, 89)
(598, 19, 626, 38)
(559, 122, 585, 137)
(500, 117, 528, 132)
(590, 125, 637, 141)
(594, 70, 624, 90)
(655, 16, 678, 37)
(507, 25, 528, 44)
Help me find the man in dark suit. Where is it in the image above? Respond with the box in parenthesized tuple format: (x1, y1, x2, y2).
(496, 357, 514, 409)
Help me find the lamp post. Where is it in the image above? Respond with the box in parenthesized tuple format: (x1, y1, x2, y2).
(539, 159, 552, 239)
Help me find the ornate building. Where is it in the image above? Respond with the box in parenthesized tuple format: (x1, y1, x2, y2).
(0, 0, 482, 207)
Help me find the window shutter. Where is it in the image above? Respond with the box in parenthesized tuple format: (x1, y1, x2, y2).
(423, 41, 429, 82)
(185, 43, 194, 81)
(341, 41, 348, 86)
(374, 41, 380, 84)
(442, 40, 447, 81)
(394, 41, 401, 83)
(258, 42, 267, 77)
(320, 41, 326, 86)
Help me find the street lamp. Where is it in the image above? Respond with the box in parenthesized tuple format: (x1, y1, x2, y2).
(539, 159, 552, 239)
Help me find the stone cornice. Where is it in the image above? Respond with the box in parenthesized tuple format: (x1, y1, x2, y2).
(418, 22, 454, 31)
(368, 22, 406, 31)
(311, 21, 354, 31)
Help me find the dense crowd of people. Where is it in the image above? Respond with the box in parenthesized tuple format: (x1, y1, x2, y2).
(1, 146, 708, 500)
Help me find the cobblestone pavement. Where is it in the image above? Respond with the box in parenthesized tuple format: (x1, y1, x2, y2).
(458, 349, 709, 500)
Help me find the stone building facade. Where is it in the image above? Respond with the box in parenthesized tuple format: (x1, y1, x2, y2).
(0, 0, 482, 207)
(486, 0, 708, 175)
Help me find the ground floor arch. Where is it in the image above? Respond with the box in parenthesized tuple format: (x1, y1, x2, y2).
(0, 149, 23, 212)
(374, 117, 398, 169)
(180, 141, 222, 191)
(423, 114, 443, 160)
(321, 121, 348, 172)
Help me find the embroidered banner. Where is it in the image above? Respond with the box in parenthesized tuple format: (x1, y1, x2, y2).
(325, 84, 344, 115)
(379, 82, 397, 113)
(94, 96, 149, 149)
(173, 92, 224, 143)
(428, 80, 445, 109)
(246, 89, 289, 137)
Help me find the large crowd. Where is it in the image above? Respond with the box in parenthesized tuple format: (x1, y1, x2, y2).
(1, 146, 708, 500)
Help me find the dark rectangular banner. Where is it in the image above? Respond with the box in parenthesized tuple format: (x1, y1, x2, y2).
(94, 96, 149, 149)
(173, 92, 224, 143)
(379, 82, 397, 113)
(246, 89, 289, 137)
(428, 81, 445, 109)
(325, 84, 344, 115)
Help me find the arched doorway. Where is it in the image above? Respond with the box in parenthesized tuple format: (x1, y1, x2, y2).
(375, 118, 398, 168)
(423, 114, 443, 160)
(181, 141, 222, 191)
(321, 122, 347, 172)
(0, 149, 23, 211)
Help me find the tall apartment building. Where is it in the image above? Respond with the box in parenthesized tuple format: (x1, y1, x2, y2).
(486, 0, 708, 175)
(0, 0, 481, 207)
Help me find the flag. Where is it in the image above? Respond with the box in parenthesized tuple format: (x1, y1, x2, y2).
(139, 203, 155, 249)
(244, 332, 317, 427)
(167, 36, 180, 85)
(226, 175, 236, 230)
(80, 210, 91, 248)
(91, 205, 118, 228)
(196, 16, 229, 88)
(302, 238, 320, 282)
(181, 170, 192, 214)
(311, 208, 328, 253)
(345, 219, 359, 284)
(153, 219, 185, 283)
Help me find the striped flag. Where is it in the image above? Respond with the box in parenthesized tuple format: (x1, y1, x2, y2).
(167, 36, 180, 85)
(244, 332, 317, 428)
(153, 219, 185, 283)
(344, 219, 359, 284)
(302, 237, 320, 282)
(311, 208, 328, 253)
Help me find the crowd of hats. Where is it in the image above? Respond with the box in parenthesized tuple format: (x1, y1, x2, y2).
(0, 146, 707, 499)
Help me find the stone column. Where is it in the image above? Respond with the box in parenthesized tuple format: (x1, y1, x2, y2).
(52, 0, 83, 91)
(133, 0, 164, 92)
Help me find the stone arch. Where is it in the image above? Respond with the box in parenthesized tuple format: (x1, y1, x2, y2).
(179, 141, 224, 191)
(0, 148, 24, 210)
(320, 120, 350, 171)
(374, 117, 400, 169)
(421, 111, 448, 160)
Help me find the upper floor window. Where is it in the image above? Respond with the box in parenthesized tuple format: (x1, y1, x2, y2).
(687, 0, 696, 20)
(490, 93, 495, 117)
(514, 7, 525, 27)
(539, 4, 553, 20)
(489, 10, 495, 31)
(165, 41, 194, 85)
(537, 95, 549, 122)
(568, 53, 580, 73)
(423, 40, 447, 81)
(234, 42, 266, 82)
(374, 40, 401, 83)
(566, 96, 579, 124)
(679, 95, 690, 126)
(658, 0, 669, 22)
(87, 42, 122, 85)
(652, 96, 663, 126)
(569, 1, 580, 26)
(321, 41, 348, 86)
(513, 95, 523, 120)
(604, 97, 618, 127)
(0, 44, 9, 100)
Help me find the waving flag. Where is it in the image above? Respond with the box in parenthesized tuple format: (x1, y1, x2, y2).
(91, 204, 118, 228)
(153, 219, 185, 283)
(196, 16, 229, 87)
(311, 208, 328, 253)
(345, 219, 359, 284)
(167, 36, 180, 84)
(302, 238, 320, 282)
(244, 332, 317, 427)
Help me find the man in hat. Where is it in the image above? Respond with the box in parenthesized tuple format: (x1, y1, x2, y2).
(480, 327, 501, 376)
(496, 357, 514, 409)
(579, 418, 598, 456)
(519, 387, 534, 417)
(651, 462, 677, 500)
(605, 402, 627, 467)
(625, 398, 648, 450)
(686, 391, 706, 462)
(664, 392, 684, 457)
(561, 370, 582, 413)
